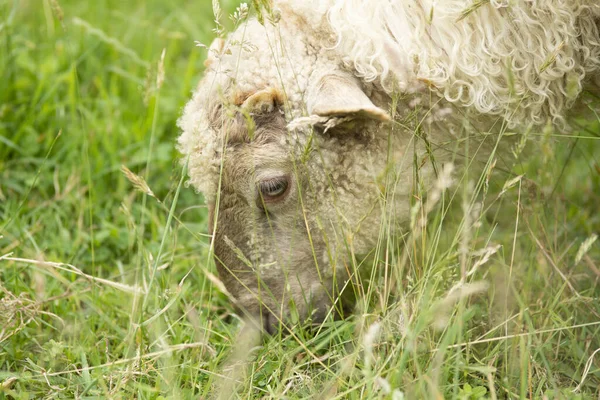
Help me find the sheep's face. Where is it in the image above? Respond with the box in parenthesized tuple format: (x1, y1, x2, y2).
(179, 20, 403, 333)
(203, 85, 395, 333)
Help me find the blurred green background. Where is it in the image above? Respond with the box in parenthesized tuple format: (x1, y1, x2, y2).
(0, 0, 242, 265)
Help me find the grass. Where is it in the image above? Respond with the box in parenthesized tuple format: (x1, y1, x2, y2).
(1, 0, 599, 398)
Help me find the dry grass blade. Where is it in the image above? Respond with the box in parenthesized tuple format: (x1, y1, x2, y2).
(438, 320, 600, 351)
(456, 0, 490, 22)
(156, 48, 166, 90)
(468, 244, 502, 276)
(1, 377, 18, 390)
(539, 41, 566, 74)
(528, 232, 581, 298)
(38, 342, 228, 378)
(223, 235, 254, 269)
(573, 347, 600, 392)
(0, 284, 38, 344)
(2, 257, 145, 295)
(575, 234, 598, 265)
(121, 165, 155, 198)
(202, 269, 234, 300)
(500, 174, 523, 196)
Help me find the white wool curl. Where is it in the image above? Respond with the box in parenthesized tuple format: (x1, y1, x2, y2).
(319, 0, 600, 125)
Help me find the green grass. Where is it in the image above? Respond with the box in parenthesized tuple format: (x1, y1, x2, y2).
(1, 1, 599, 398)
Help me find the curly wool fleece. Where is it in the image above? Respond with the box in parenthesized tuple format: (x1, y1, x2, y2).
(180, 0, 600, 200)
(177, 0, 600, 329)
(293, 0, 600, 121)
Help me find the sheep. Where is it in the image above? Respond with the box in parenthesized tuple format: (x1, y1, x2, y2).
(178, 0, 600, 333)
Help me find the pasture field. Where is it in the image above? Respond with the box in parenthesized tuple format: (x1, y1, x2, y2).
(1, 1, 599, 398)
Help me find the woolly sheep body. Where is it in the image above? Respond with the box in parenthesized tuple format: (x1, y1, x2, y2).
(287, 0, 600, 124)
(178, 1, 600, 332)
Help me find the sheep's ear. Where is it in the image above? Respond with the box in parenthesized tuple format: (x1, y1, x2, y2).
(307, 73, 391, 121)
(240, 87, 283, 113)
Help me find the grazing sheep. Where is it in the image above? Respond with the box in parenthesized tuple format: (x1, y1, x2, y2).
(178, 0, 600, 332)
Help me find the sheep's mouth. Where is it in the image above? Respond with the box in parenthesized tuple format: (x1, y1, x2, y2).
(250, 287, 357, 335)
(259, 308, 351, 335)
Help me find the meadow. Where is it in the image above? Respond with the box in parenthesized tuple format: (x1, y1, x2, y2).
(1, 0, 599, 398)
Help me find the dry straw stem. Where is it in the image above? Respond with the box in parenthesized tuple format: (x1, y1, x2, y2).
(33, 342, 228, 379)
(436, 320, 600, 351)
(572, 347, 600, 392)
(528, 228, 582, 298)
(1, 256, 145, 295)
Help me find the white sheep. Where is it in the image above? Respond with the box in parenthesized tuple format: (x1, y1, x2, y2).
(178, 0, 600, 332)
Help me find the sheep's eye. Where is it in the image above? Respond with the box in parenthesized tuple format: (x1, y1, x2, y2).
(258, 177, 289, 202)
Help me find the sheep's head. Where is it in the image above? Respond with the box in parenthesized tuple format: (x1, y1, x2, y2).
(178, 20, 401, 333)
